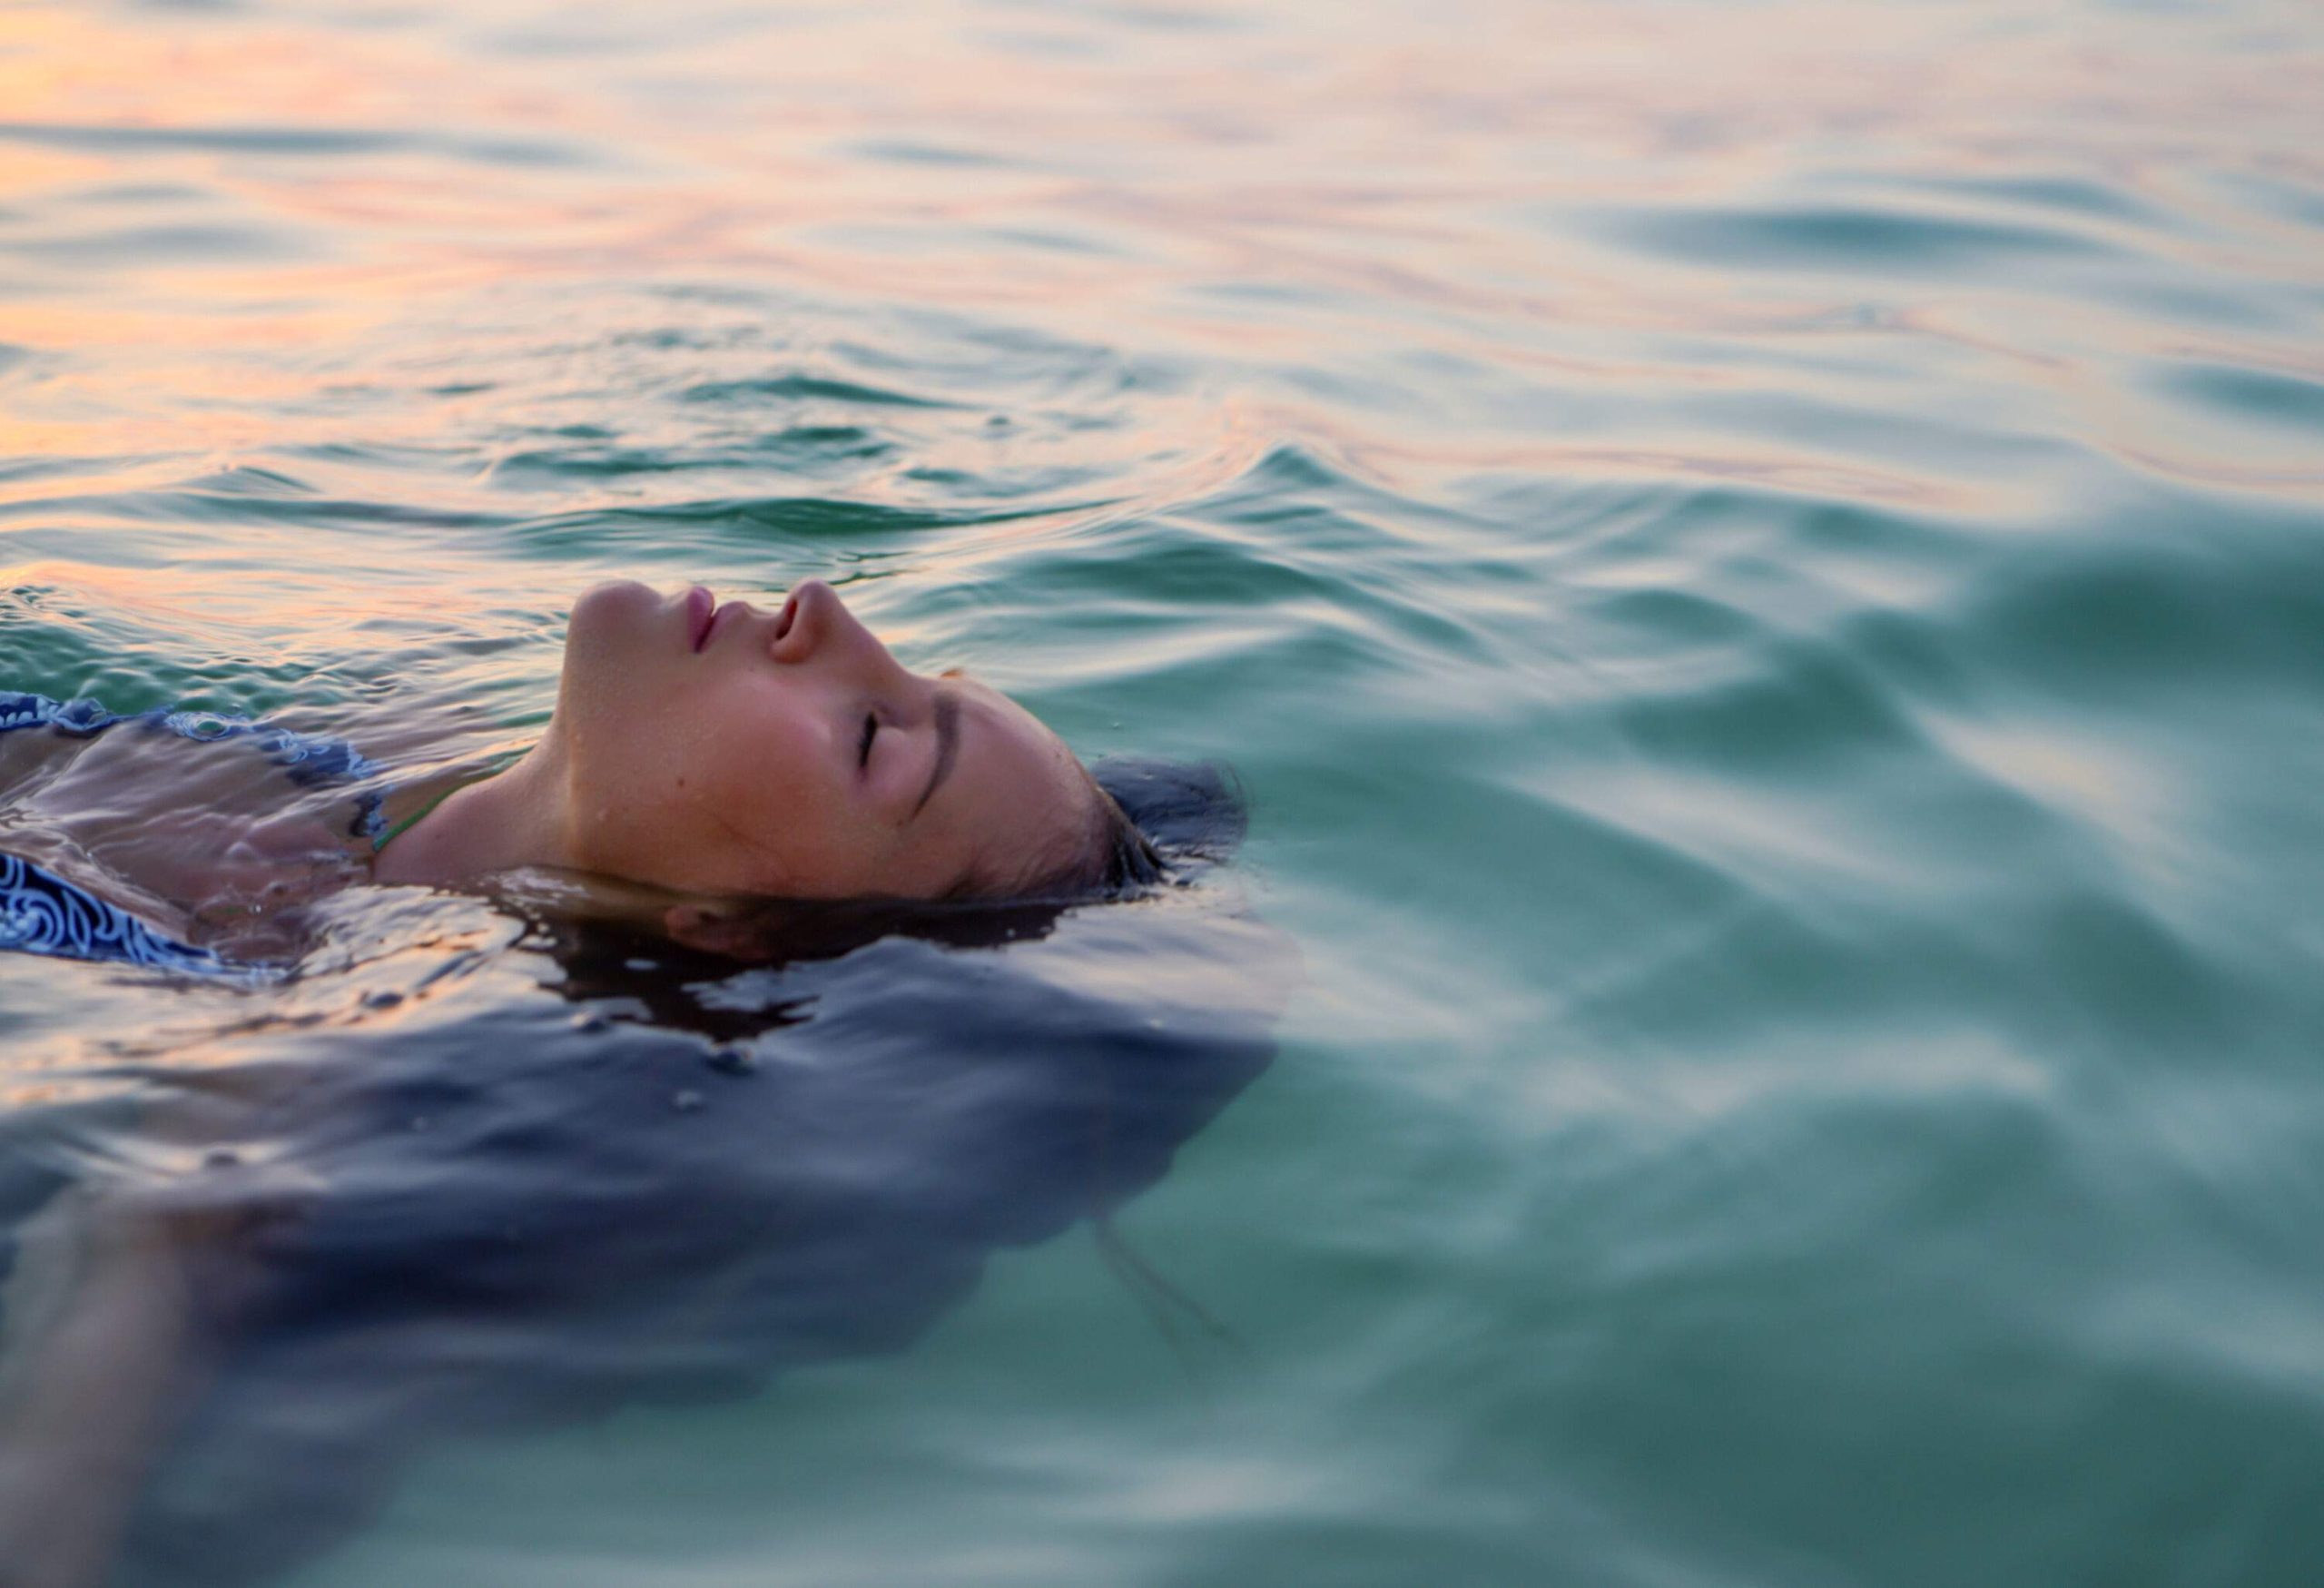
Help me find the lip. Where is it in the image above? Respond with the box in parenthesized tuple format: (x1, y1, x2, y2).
(684, 585, 715, 653)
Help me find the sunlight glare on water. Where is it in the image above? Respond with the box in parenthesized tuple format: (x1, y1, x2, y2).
(3, 0, 2324, 1584)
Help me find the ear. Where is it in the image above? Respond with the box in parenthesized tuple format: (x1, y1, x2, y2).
(663, 902, 746, 957)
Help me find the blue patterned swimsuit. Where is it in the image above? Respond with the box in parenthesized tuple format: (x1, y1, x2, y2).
(0, 691, 386, 974)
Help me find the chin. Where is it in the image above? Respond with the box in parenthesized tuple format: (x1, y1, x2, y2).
(557, 579, 673, 705)
(571, 577, 660, 621)
(566, 578, 667, 650)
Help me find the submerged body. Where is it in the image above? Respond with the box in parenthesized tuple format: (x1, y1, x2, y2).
(0, 577, 1250, 1588)
(0, 698, 383, 966)
(0, 848, 1281, 1588)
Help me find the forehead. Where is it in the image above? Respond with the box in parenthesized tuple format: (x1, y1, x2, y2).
(935, 678, 1093, 886)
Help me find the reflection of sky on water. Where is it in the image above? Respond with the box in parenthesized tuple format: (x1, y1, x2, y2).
(4, 0, 2320, 532)
(2, 2, 2324, 1583)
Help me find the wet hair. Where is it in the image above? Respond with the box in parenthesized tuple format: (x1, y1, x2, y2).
(961, 755, 1241, 903)
(1096, 756, 1246, 857)
(1085, 783, 1163, 893)
(1051, 755, 1245, 899)
(624, 757, 1247, 970)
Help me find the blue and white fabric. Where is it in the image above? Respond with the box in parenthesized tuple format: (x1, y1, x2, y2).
(0, 851, 228, 972)
(0, 689, 385, 974)
(0, 690, 386, 837)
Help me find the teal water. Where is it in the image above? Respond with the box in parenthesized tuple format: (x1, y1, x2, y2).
(5, 0, 2324, 1583)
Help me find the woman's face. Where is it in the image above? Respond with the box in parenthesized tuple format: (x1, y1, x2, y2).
(548, 578, 1099, 900)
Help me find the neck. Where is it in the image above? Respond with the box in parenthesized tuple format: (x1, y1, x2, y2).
(371, 742, 569, 886)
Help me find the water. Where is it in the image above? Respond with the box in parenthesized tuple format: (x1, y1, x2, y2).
(4, 0, 2323, 1582)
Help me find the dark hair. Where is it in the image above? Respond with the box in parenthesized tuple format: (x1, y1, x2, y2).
(1060, 755, 1246, 899)
(1092, 756, 1246, 859)
(1088, 785, 1163, 892)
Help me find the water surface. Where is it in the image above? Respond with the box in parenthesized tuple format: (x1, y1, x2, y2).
(4, 0, 2323, 1584)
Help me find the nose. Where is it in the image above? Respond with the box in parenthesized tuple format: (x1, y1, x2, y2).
(769, 579, 909, 686)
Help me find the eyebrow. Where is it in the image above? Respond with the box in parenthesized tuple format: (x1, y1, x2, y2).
(911, 686, 961, 820)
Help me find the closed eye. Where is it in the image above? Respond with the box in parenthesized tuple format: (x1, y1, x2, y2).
(857, 711, 878, 769)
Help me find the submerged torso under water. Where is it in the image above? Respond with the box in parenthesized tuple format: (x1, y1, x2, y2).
(0, 688, 394, 972)
(0, 687, 1280, 1588)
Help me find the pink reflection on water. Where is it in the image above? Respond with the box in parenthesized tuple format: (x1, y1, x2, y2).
(0, 0, 2317, 511)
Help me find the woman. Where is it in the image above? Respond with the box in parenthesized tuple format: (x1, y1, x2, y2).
(0, 577, 1158, 972)
(0, 577, 1264, 1588)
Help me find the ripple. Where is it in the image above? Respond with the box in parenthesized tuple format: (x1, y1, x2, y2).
(1591, 202, 2124, 277)
(1872, 173, 2190, 233)
(2212, 170, 2324, 232)
(846, 140, 1023, 170)
(0, 488, 508, 534)
(1966, 530, 2324, 695)
(177, 465, 317, 498)
(0, 120, 594, 168)
(681, 373, 963, 409)
(5, 221, 308, 265)
(503, 495, 1094, 561)
(2157, 360, 2324, 434)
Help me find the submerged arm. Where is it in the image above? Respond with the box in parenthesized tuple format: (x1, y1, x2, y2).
(0, 1179, 261, 1588)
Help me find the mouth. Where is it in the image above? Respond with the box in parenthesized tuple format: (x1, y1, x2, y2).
(684, 585, 715, 652)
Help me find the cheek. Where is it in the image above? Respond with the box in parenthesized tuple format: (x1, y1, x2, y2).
(563, 700, 748, 869)
(562, 613, 674, 745)
(676, 709, 855, 872)
(564, 668, 879, 894)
